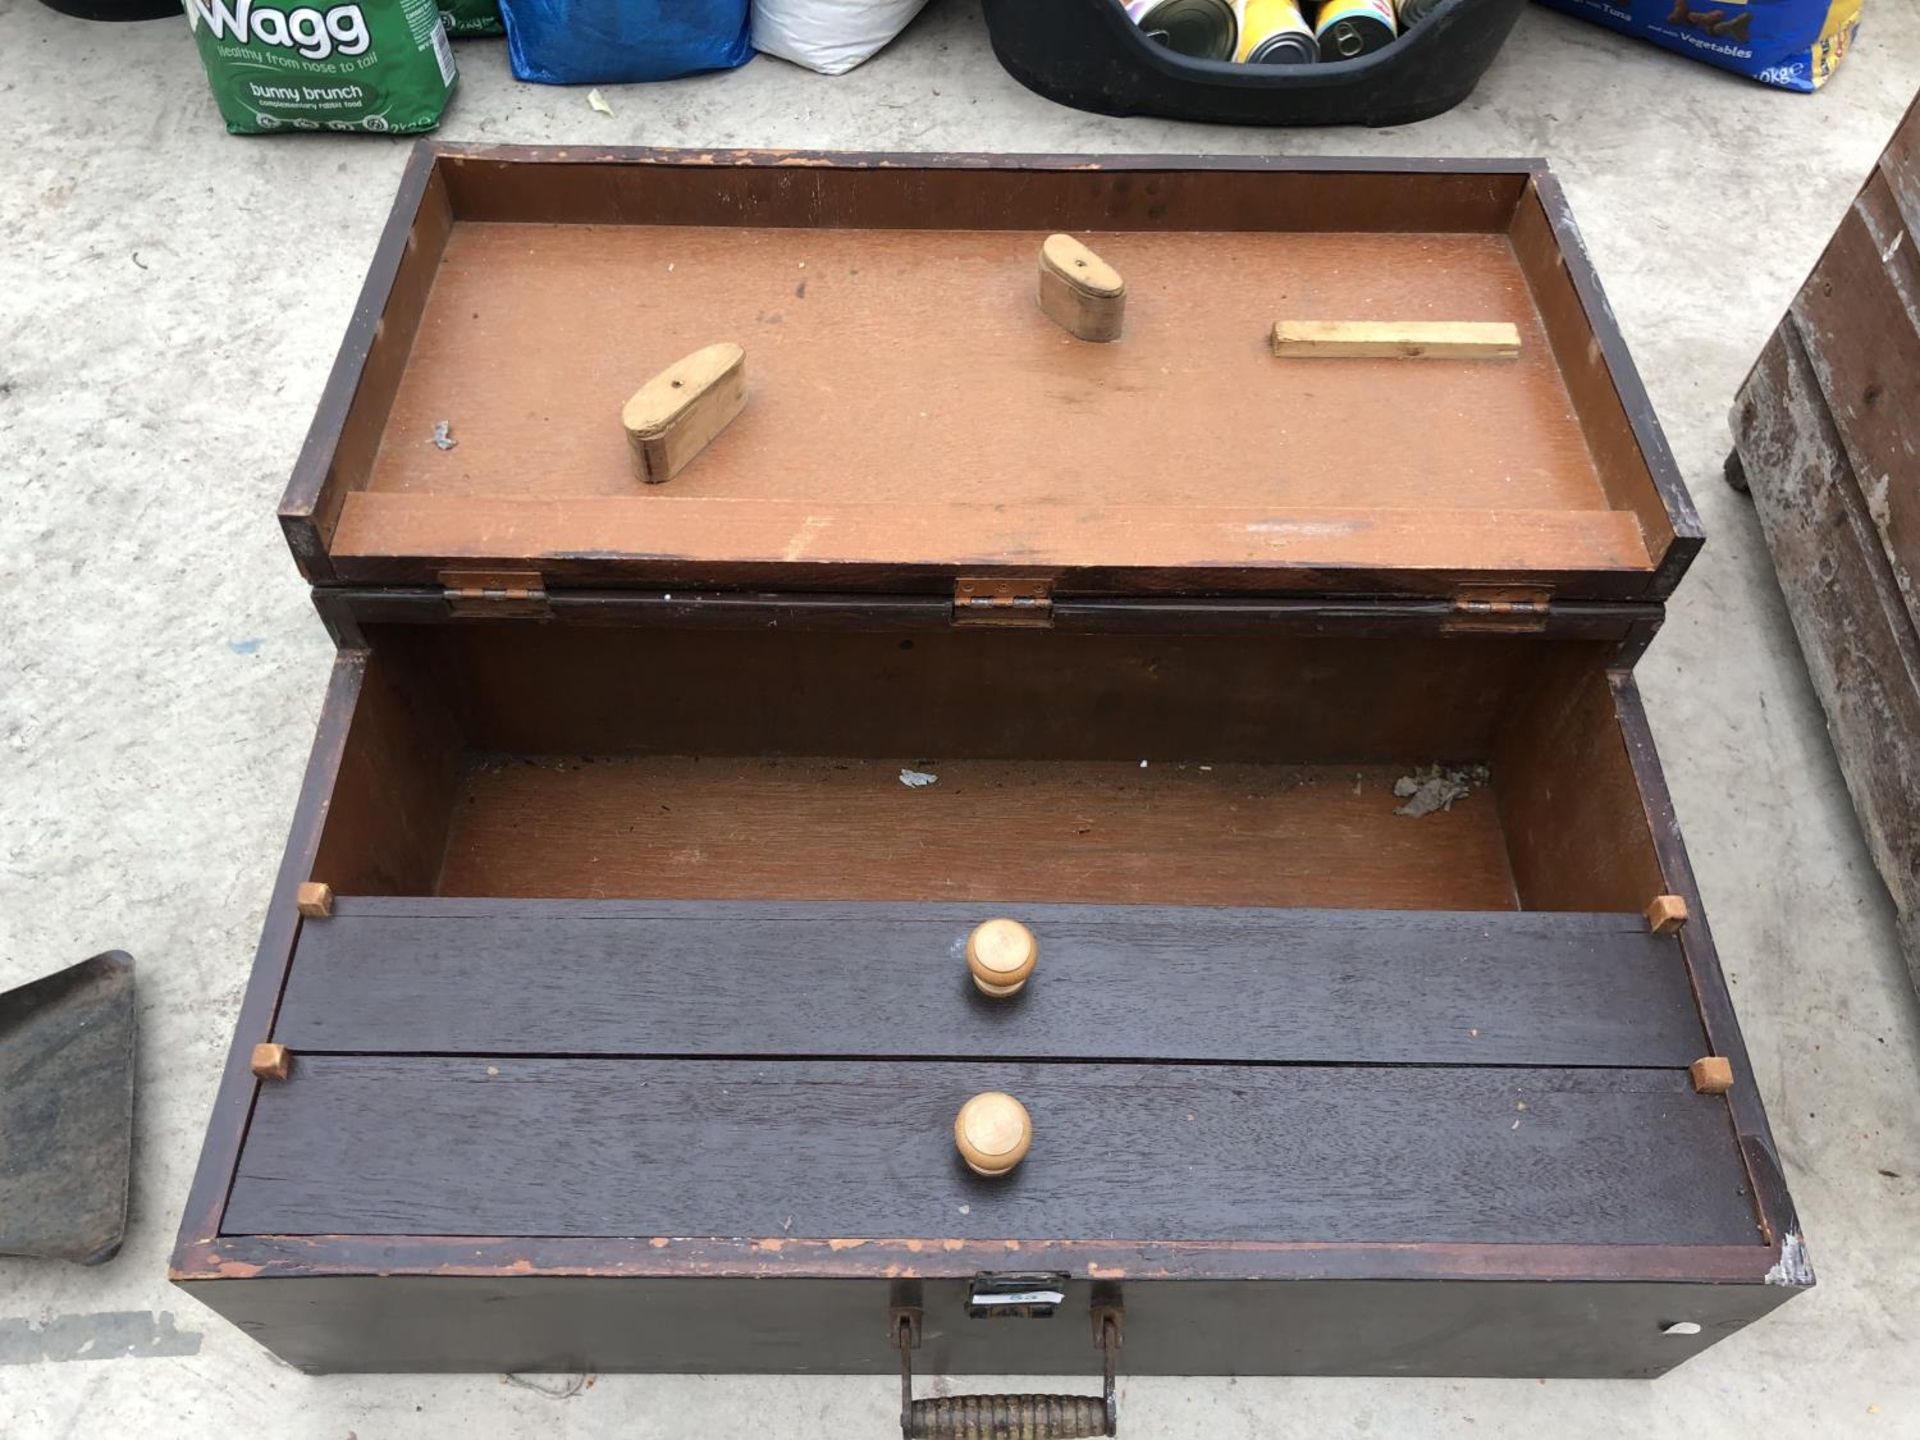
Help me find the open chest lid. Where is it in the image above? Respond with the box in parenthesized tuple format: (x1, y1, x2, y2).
(281, 145, 1700, 606)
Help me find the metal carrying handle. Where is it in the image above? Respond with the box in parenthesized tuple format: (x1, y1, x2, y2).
(893, 1304, 1121, 1439)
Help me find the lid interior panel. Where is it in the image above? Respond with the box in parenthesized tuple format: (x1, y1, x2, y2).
(298, 154, 1683, 595)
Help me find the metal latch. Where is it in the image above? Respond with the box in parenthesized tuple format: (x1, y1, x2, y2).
(952, 577, 1053, 627)
(1444, 585, 1552, 633)
(440, 569, 552, 619)
(966, 1272, 1070, 1319)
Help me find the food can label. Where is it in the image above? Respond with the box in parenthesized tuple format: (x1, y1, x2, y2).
(1235, 0, 1314, 59)
(1313, 0, 1397, 33)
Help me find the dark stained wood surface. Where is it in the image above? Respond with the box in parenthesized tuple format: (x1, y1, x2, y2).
(1509, 180, 1690, 590)
(177, 1271, 1795, 1378)
(169, 654, 370, 1270)
(434, 148, 1543, 233)
(1611, 674, 1800, 1255)
(1494, 648, 1666, 914)
(275, 901, 1704, 1066)
(223, 1058, 1756, 1246)
(281, 144, 448, 583)
(308, 648, 463, 897)
(398, 622, 1547, 763)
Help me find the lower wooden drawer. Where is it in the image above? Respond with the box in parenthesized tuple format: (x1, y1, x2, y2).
(172, 616, 1808, 1381)
(228, 1054, 1753, 1246)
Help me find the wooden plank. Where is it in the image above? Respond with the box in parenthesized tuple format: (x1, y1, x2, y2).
(1611, 672, 1805, 1255)
(175, 1229, 1784, 1286)
(175, 1271, 1794, 1378)
(280, 147, 451, 583)
(1734, 323, 1920, 984)
(329, 495, 1651, 591)
(1788, 174, 1920, 619)
(273, 901, 1706, 1067)
(433, 146, 1536, 234)
(1509, 180, 1694, 596)
(427, 757, 1523, 911)
(1270, 321, 1520, 360)
(223, 1058, 1758, 1246)
(308, 650, 464, 899)
(1494, 648, 1668, 914)
(168, 653, 368, 1263)
(1871, 93, 1920, 286)
(365, 223, 1595, 516)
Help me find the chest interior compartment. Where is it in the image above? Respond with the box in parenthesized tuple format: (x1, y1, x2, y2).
(317, 622, 1662, 916)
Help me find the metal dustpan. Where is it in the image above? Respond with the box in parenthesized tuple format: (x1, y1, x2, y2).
(0, 951, 135, 1264)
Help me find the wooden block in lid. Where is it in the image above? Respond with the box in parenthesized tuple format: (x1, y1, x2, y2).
(954, 1091, 1032, 1178)
(1038, 234, 1126, 343)
(621, 342, 747, 485)
(1269, 320, 1521, 360)
(296, 882, 333, 918)
(966, 918, 1039, 997)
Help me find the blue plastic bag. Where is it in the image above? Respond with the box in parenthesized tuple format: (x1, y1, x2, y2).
(501, 0, 753, 83)
(1534, 0, 1861, 92)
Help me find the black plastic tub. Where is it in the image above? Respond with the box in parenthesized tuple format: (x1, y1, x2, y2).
(36, 0, 180, 18)
(981, 0, 1526, 126)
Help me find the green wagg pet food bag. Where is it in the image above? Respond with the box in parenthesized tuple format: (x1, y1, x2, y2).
(185, 0, 458, 135)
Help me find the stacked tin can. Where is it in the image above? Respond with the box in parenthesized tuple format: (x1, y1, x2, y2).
(1121, 0, 1437, 62)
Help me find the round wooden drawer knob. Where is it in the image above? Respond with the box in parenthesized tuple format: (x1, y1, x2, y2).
(966, 918, 1038, 997)
(954, 1092, 1032, 1178)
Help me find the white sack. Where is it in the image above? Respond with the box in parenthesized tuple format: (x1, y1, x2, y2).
(751, 0, 932, 74)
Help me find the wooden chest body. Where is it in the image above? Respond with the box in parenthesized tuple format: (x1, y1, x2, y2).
(171, 147, 1808, 1392)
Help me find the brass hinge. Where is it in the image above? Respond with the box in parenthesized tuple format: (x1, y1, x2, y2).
(952, 577, 1054, 627)
(440, 569, 552, 618)
(1445, 586, 1552, 633)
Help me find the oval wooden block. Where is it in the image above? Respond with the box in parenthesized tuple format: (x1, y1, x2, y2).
(954, 1091, 1032, 1177)
(1038, 234, 1125, 343)
(966, 917, 1039, 997)
(621, 342, 747, 485)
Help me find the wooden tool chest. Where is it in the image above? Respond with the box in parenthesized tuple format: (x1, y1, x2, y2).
(172, 146, 1809, 1411)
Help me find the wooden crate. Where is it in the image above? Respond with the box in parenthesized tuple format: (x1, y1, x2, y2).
(1729, 94, 1920, 997)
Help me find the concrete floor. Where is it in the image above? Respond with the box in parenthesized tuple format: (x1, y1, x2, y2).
(3, 0, 1919, 1434)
